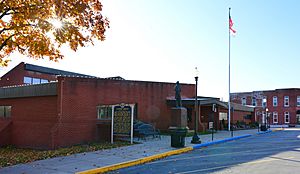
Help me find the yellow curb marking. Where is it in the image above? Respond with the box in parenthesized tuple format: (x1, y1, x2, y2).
(76, 147, 193, 174)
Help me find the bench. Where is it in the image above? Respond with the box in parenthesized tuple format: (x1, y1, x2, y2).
(134, 123, 161, 140)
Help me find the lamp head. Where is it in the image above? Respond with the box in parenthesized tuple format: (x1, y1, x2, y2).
(195, 67, 199, 78)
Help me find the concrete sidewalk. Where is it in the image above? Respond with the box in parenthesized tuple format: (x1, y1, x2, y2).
(0, 129, 270, 174)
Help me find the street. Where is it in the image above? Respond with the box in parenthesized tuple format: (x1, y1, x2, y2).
(110, 129, 300, 174)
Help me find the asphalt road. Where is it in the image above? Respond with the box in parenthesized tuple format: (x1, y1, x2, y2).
(110, 129, 300, 174)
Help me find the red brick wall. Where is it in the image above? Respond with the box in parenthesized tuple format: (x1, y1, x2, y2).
(0, 62, 56, 87)
(219, 108, 252, 123)
(231, 89, 300, 125)
(0, 118, 12, 146)
(53, 77, 195, 147)
(0, 96, 58, 149)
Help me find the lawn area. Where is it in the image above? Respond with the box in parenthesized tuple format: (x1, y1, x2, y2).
(0, 141, 131, 168)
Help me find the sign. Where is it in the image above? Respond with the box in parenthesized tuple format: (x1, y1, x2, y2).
(209, 122, 214, 129)
(111, 104, 134, 144)
(113, 105, 132, 135)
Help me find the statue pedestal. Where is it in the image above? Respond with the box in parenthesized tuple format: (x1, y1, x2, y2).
(170, 107, 188, 128)
(169, 107, 189, 148)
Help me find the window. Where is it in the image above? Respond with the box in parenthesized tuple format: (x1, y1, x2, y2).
(241, 98, 246, 105)
(0, 106, 11, 118)
(32, 78, 41, 84)
(23, 77, 49, 85)
(24, 76, 32, 84)
(284, 112, 290, 123)
(284, 96, 289, 107)
(252, 97, 256, 106)
(273, 96, 278, 107)
(97, 105, 112, 120)
(273, 112, 278, 124)
(41, 79, 49, 84)
(262, 97, 267, 107)
(297, 96, 300, 106)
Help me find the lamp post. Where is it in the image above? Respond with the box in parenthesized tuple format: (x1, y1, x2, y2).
(266, 108, 269, 130)
(191, 67, 201, 144)
(261, 98, 267, 131)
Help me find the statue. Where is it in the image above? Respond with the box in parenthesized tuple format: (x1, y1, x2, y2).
(174, 81, 182, 108)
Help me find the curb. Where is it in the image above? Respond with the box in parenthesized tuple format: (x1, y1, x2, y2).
(76, 147, 193, 174)
(192, 134, 252, 149)
(77, 131, 274, 174)
(256, 130, 272, 135)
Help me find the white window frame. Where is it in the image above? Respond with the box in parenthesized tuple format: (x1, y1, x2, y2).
(284, 111, 290, 123)
(273, 112, 278, 124)
(241, 98, 246, 105)
(297, 96, 300, 106)
(273, 96, 278, 107)
(284, 96, 289, 107)
(262, 96, 267, 107)
(252, 97, 256, 106)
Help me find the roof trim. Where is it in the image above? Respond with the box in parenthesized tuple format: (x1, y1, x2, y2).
(24, 63, 95, 77)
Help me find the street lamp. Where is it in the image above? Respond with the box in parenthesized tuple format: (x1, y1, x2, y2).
(261, 98, 267, 131)
(266, 108, 269, 130)
(191, 67, 201, 144)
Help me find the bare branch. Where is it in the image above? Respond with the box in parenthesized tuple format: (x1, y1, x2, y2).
(0, 8, 11, 19)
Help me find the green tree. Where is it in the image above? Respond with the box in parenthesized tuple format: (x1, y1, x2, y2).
(0, 0, 109, 66)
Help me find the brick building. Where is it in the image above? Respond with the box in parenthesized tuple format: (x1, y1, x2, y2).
(0, 62, 254, 149)
(231, 88, 300, 127)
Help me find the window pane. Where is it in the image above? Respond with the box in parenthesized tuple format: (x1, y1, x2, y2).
(5, 106, 11, 117)
(0, 106, 11, 118)
(41, 79, 49, 84)
(284, 96, 289, 106)
(0, 106, 4, 117)
(241, 98, 246, 105)
(24, 77, 32, 84)
(32, 78, 41, 84)
(97, 106, 112, 120)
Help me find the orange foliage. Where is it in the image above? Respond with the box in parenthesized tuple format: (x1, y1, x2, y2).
(0, 0, 109, 66)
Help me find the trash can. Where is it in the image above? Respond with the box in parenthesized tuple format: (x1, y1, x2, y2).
(169, 127, 188, 148)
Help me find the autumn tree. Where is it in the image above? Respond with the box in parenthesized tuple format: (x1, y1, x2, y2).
(0, 0, 109, 66)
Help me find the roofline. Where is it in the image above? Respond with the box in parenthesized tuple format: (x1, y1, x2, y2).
(24, 62, 96, 77)
(231, 88, 300, 94)
(57, 76, 195, 86)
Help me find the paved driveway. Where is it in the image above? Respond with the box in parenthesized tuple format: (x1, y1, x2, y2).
(111, 129, 300, 174)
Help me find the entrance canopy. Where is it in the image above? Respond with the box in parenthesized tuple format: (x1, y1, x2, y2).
(166, 96, 254, 112)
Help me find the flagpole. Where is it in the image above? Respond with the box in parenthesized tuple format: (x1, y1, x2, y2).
(228, 7, 231, 131)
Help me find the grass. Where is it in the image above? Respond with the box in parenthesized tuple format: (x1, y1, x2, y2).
(0, 141, 131, 168)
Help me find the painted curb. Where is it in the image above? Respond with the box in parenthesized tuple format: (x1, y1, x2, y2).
(256, 130, 272, 135)
(76, 147, 193, 174)
(192, 134, 252, 149)
(77, 132, 262, 174)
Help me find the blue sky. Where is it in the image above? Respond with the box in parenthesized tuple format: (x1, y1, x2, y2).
(2, 0, 300, 100)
